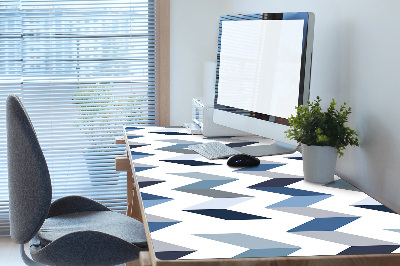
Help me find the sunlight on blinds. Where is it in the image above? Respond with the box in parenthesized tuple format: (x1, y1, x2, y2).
(0, 0, 159, 236)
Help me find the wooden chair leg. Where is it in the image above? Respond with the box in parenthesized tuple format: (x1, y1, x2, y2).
(139, 252, 152, 266)
(124, 259, 141, 266)
(124, 252, 152, 266)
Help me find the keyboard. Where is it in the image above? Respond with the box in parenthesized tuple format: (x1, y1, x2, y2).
(188, 142, 242, 160)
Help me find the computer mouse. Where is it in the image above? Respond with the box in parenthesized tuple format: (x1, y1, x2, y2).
(227, 154, 260, 167)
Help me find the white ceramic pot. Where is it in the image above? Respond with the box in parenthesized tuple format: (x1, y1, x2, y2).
(301, 144, 338, 184)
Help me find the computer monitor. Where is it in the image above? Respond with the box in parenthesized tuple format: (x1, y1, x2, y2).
(213, 12, 315, 156)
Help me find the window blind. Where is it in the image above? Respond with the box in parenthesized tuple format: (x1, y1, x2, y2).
(0, 0, 158, 236)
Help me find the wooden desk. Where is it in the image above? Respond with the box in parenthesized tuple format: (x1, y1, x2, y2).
(117, 126, 400, 266)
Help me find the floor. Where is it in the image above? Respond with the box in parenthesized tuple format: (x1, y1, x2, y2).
(0, 237, 26, 266)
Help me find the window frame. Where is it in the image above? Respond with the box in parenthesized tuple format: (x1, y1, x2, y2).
(156, 0, 170, 126)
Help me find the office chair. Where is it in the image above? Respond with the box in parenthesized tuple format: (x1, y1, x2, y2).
(6, 94, 148, 265)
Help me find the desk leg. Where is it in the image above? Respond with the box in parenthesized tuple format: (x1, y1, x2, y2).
(127, 169, 143, 223)
(117, 138, 149, 266)
(115, 155, 143, 223)
(126, 168, 134, 218)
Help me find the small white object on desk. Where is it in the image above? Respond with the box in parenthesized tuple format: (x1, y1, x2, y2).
(188, 141, 242, 159)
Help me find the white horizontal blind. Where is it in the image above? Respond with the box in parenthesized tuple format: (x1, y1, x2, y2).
(0, 0, 23, 236)
(0, 0, 158, 236)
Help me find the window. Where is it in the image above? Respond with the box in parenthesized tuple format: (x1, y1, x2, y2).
(0, 0, 169, 236)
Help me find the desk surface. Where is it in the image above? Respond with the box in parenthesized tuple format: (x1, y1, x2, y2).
(124, 126, 400, 262)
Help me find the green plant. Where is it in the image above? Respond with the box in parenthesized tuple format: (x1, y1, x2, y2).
(285, 96, 359, 157)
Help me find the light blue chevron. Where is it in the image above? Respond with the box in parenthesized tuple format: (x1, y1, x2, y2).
(195, 233, 299, 250)
(267, 195, 332, 208)
(176, 179, 236, 190)
(324, 179, 359, 191)
(185, 197, 252, 210)
(171, 172, 235, 181)
(142, 199, 172, 208)
(234, 248, 300, 258)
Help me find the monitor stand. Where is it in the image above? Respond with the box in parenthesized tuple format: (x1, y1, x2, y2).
(234, 140, 298, 157)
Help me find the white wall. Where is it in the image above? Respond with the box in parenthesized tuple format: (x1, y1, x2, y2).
(170, 0, 400, 212)
(170, 0, 228, 125)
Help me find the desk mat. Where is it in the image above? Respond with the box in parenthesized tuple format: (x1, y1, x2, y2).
(124, 126, 400, 260)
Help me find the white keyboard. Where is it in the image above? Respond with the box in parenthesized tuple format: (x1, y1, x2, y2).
(188, 142, 242, 160)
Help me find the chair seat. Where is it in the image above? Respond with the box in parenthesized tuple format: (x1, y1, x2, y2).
(37, 211, 147, 248)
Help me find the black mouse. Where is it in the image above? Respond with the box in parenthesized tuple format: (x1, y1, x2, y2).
(227, 154, 260, 167)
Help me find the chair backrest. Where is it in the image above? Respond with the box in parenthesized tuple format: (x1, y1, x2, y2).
(7, 94, 52, 244)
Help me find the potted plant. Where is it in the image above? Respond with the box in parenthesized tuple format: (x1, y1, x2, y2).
(285, 96, 359, 184)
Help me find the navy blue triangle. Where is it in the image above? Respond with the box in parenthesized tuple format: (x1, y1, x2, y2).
(148, 221, 180, 232)
(125, 126, 143, 131)
(185, 209, 270, 220)
(151, 131, 190, 135)
(141, 192, 171, 201)
(135, 166, 156, 172)
(161, 160, 220, 166)
(226, 141, 258, 148)
(127, 135, 141, 139)
(155, 251, 195, 260)
(235, 163, 286, 171)
(129, 144, 149, 149)
(130, 151, 152, 160)
(249, 187, 328, 196)
(250, 178, 302, 188)
(139, 180, 165, 188)
(338, 245, 400, 255)
(286, 156, 303, 160)
(353, 205, 396, 214)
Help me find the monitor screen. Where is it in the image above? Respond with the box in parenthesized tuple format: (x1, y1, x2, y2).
(213, 13, 314, 156)
(217, 19, 304, 118)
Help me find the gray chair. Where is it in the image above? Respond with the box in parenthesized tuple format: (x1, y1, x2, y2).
(7, 94, 148, 265)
